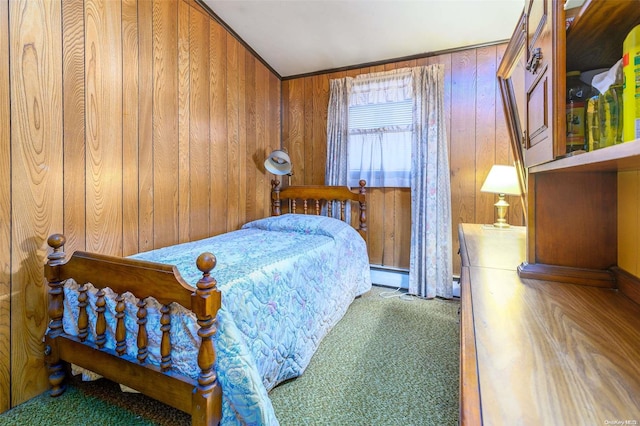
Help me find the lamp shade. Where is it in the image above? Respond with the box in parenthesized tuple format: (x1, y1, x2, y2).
(264, 149, 292, 175)
(481, 165, 521, 196)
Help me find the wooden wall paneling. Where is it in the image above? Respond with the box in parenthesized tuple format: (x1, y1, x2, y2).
(303, 76, 314, 185)
(254, 62, 267, 220)
(0, 0, 10, 412)
(286, 78, 304, 186)
(177, 0, 191, 244)
(475, 45, 499, 226)
(494, 43, 524, 227)
(450, 50, 478, 273)
(244, 53, 257, 222)
(382, 187, 396, 266)
(312, 75, 329, 185)
(122, 0, 140, 256)
(189, 5, 211, 240)
(152, 0, 179, 248)
(138, 0, 154, 253)
(618, 171, 639, 275)
(367, 189, 384, 265)
(280, 77, 290, 160)
(62, 0, 86, 256)
(534, 172, 617, 269)
(267, 72, 280, 215)
(226, 36, 240, 230)
(237, 46, 247, 228)
(394, 188, 411, 269)
(209, 20, 228, 236)
(281, 45, 511, 276)
(10, 0, 63, 404)
(85, 0, 123, 256)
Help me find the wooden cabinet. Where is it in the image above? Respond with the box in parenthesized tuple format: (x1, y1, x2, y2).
(499, 0, 640, 287)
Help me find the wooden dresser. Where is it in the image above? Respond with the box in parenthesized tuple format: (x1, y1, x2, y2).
(459, 223, 640, 425)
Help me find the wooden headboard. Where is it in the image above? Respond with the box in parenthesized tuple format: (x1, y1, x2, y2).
(270, 180, 368, 244)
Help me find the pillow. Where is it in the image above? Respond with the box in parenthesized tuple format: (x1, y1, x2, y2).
(241, 214, 351, 239)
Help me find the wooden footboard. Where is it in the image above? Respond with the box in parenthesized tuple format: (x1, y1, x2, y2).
(44, 234, 222, 426)
(271, 180, 368, 243)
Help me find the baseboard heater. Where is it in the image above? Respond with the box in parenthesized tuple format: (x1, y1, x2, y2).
(369, 265, 460, 297)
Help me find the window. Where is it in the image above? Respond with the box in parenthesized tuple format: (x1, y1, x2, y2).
(347, 70, 413, 188)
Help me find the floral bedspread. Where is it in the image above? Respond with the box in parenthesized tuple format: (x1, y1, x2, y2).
(61, 214, 371, 425)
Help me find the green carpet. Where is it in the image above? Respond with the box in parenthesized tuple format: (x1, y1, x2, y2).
(0, 286, 460, 425)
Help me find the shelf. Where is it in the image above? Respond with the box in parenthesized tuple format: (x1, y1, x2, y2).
(529, 138, 640, 174)
(566, 0, 640, 72)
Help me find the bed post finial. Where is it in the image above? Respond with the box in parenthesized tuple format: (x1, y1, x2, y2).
(192, 252, 223, 424)
(358, 180, 368, 241)
(45, 234, 67, 397)
(46, 234, 66, 338)
(271, 179, 282, 216)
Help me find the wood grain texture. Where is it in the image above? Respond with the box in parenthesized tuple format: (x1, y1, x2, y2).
(122, 0, 139, 256)
(152, 0, 179, 248)
(10, 0, 64, 405)
(618, 171, 640, 275)
(177, 0, 190, 244)
(244, 53, 257, 222)
(189, 5, 210, 240)
(475, 46, 498, 225)
(461, 224, 640, 424)
(4, 0, 281, 409)
(62, 0, 86, 256)
(237, 46, 247, 228)
(209, 19, 228, 236)
(137, 0, 154, 253)
(449, 50, 478, 275)
(226, 35, 240, 230)
(0, 0, 11, 413)
(85, 0, 123, 255)
(494, 43, 525, 226)
(534, 171, 616, 269)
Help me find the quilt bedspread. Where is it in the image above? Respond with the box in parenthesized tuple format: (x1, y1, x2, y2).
(61, 214, 371, 425)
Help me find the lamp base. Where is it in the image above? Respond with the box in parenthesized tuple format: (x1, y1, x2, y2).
(492, 221, 511, 228)
(481, 223, 514, 230)
(493, 194, 511, 228)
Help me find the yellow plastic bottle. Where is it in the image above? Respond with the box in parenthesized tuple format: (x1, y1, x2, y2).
(623, 24, 640, 142)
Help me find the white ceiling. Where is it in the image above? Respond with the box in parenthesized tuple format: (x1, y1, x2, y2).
(203, 0, 525, 78)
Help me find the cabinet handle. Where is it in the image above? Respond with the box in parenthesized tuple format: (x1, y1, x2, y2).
(526, 48, 542, 73)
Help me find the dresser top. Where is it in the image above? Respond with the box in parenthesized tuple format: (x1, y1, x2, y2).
(459, 223, 640, 424)
(459, 223, 525, 270)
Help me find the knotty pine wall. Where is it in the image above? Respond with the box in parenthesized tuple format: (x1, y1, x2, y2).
(1, 0, 280, 409)
(282, 44, 525, 276)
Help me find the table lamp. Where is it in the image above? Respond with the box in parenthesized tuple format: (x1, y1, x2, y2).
(480, 165, 522, 228)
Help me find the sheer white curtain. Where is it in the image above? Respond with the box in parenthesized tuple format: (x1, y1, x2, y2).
(348, 69, 413, 187)
(326, 66, 452, 298)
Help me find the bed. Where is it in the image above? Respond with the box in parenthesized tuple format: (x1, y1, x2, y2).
(44, 180, 370, 426)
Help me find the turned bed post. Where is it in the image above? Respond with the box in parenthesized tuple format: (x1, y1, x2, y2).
(191, 252, 223, 425)
(357, 180, 368, 242)
(271, 179, 282, 216)
(44, 234, 68, 397)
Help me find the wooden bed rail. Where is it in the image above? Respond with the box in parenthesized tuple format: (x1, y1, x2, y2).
(44, 234, 222, 425)
(271, 179, 368, 243)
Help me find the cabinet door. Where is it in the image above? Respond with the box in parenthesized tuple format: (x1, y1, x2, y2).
(523, 0, 564, 166)
(524, 0, 552, 166)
